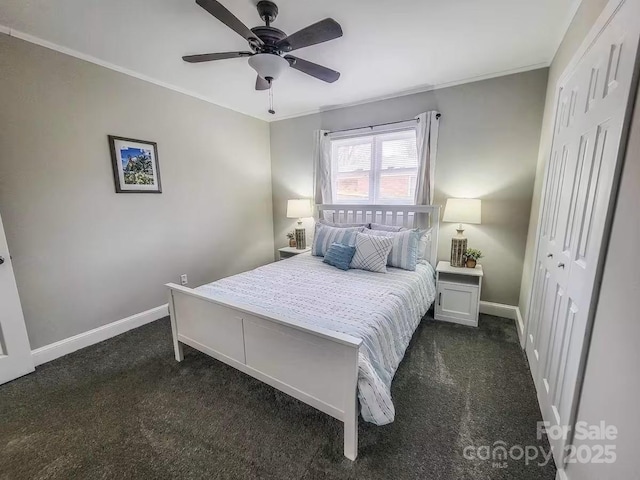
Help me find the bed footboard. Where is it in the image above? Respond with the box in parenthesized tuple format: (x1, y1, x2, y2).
(166, 283, 362, 460)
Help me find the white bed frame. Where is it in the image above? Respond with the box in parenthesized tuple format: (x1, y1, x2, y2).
(166, 204, 440, 460)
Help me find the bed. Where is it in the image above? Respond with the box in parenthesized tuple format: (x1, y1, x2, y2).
(166, 204, 440, 460)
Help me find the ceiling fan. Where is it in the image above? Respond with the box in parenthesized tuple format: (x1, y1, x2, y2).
(183, 0, 343, 113)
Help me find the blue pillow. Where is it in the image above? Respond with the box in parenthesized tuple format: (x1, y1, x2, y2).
(323, 242, 356, 271)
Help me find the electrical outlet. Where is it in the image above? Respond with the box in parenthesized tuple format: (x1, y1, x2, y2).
(180, 274, 188, 286)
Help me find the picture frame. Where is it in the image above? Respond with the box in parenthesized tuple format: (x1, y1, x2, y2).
(108, 135, 162, 193)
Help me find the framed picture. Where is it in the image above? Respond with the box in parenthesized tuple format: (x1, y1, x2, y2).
(108, 135, 162, 193)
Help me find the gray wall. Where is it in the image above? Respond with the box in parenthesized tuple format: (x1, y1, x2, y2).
(519, 0, 610, 319)
(0, 35, 274, 350)
(564, 80, 640, 480)
(270, 69, 548, 305)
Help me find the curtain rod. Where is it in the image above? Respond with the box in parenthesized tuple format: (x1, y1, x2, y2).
(324, 113, 441, 136)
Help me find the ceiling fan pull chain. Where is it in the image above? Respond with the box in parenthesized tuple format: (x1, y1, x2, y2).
(268, 79, 275, 115)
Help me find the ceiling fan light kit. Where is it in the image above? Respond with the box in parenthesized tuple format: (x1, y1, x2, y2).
(183, 0, 343, 115)
(248, 53, 288, 82)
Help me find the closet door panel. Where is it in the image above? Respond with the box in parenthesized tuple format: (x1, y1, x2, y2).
(524, 0, 640, 465)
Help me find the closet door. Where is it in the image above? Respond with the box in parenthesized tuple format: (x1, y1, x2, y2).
(527, 91, 577, 382)
(525, 0, 640, 464)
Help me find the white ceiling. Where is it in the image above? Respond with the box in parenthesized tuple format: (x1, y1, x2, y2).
(0, 0, 579, 121)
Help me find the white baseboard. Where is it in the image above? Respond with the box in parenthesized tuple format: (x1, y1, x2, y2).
(31, 304, 169, 366)
(479, 301, 518, 319)
(515, 307, 525, 348)
(479, 301, 525, 347)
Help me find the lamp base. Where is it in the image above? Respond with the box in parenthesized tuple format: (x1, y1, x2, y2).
(450, 235, 467, 267)
(295, 227, 306, 249)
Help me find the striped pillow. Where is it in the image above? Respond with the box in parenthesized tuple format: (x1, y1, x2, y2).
(312, 225, 364, 256)
(362, 228, 421, 271)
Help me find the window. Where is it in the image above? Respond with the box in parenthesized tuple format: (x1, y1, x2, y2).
(330, 128, 419, 205)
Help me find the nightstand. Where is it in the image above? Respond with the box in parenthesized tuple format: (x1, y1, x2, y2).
(278, 246, 311, 260)
(435, 261, 483, 327)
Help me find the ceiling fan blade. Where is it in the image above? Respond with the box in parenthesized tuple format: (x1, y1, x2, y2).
(277, 18, 342, 52)
(182, 51, 253, 63)
(255, 75, 270, 90)
(285, 55, 340, 83)
(196, 0, 263, 45)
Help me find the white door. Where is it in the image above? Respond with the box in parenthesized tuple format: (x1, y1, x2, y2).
(0, 211, 34, 384)
(525, 0, 640, 463)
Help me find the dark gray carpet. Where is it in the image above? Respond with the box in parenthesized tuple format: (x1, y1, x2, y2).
(0, 314, 556, 480)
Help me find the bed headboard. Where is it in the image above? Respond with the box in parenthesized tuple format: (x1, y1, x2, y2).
(316, 204, 440, 267)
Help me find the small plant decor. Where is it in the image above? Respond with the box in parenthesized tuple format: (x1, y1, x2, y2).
(464, 248, 483, 268)
(286, 232, 296, 248)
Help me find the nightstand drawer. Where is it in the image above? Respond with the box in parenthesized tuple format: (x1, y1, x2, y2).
(435, 281, 479, 327)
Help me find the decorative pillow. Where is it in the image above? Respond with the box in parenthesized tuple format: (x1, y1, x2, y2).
(350, 233, 394, 273)
(319, 219, 370, 229)
(370, 223, 406, 232)
(312, 225, 364, 256)
(417, 228, 433, 264)
(363, 228, 421, 271)
(323, 243, 357, 271)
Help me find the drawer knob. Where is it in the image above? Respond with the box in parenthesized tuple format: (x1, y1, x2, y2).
(558, 262, 565, 269)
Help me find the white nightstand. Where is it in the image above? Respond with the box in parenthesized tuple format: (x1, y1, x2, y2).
(435, 261, 483, 327)
(278, 246, 311, 260)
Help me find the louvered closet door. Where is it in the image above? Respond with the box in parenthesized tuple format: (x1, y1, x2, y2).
(525, 0, 640, 463)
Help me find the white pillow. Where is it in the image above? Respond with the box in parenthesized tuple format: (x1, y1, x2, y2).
(418, 228, 433, 264)
(350, 233, 394, 273)
(369, 223, 406, 232)
(319, 219, 370, 228)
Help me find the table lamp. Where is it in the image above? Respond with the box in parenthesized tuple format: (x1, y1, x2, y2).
(442, 198, 481, 267)
(286, 199, 313, 249)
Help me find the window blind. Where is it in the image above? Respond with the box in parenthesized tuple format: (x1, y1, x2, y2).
(330, 128, 418, 204)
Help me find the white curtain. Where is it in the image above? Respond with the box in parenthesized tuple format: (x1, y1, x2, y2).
(414, 111, 440, 205)
(313, 129, 332, 204)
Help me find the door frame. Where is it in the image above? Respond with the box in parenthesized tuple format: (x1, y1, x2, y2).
(0, 210, 35, 384)
(523, 0, 640, 463)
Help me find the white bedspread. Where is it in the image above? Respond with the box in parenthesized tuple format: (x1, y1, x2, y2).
(196, 253, 436, 425)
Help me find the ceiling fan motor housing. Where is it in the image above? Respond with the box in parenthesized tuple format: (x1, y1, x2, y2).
(250, 26, 287, 54)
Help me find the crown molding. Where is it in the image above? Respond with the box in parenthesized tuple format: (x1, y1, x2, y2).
(272, 62, 550, 121)
(2, 24, 549, 123)
(0, 25, 261, 120)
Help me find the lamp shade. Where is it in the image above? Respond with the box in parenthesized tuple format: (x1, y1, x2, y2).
(443, 198, 482, 224)
(286, 199, 313, 219)
(248, 53, 288, 81)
